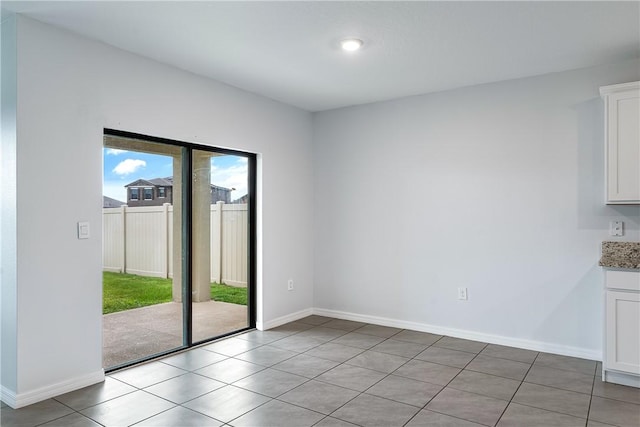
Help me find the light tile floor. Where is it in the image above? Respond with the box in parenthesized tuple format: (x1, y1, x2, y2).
(2, 315, 640, 426)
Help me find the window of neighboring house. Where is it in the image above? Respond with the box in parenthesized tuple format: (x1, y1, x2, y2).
(158, 187, 166, 198)
(144, 188, 153, 200)
(130, 188, 139, 200)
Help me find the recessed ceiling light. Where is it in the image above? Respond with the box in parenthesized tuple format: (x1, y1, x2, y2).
(341, 38, 363, 52)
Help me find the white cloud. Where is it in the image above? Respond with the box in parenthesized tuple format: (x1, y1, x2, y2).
(113, 159, 146, 175)
(106, 148, 128, 155)
(211, 157, 248, 201)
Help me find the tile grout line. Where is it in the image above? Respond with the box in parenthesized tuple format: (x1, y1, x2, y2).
(496, 351, 602, 425)
(583, 363, 599, 427)
(491, 349, 540, 426)
(31, 400, 80, 427)
(401, 341, 493, 426)
(116, 340, 282, 426)
(233, 327, 553, 427)
(216, 326, 363, 426)
(242, 318, 368, 427)
(128, 405, 185, 427)
(313, 363, 390, 426)
(302, 326, 419, 427)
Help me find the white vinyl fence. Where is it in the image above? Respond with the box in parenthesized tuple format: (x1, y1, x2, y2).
(103, 203, 248, 287)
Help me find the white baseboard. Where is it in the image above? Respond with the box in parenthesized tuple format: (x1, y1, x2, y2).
(603, 370, 640, 388)
(0, 386, 17, 409)
(313, 308, 601, 361)
(1, 369, 105, 409)
(257, 308, 313, 331)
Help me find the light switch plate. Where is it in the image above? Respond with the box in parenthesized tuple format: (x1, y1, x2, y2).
(78, 221, 90, 239)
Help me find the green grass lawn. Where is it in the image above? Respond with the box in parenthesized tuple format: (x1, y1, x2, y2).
(210, 283, 248, 306)
(103, 272, 247, 314)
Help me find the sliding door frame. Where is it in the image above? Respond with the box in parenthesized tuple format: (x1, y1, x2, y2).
(104, 128, 256, 371)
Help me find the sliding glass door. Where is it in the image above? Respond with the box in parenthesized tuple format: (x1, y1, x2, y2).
(102, 131, 254, 370)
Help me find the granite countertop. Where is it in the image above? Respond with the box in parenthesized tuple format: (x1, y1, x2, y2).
(599, 241, 640, 269)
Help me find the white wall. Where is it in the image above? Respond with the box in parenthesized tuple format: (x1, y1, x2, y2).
(2, 16, 314, 406)
(1, 14, 18, 394)
(313, 59, 640, 359)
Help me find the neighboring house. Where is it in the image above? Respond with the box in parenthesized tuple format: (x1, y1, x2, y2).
(125, 177, 174, 207)
(232, 194, 249, 204)
(210, 183, 232, 205)
(103, 195, 125, 208)
(124, 176, 231, 207)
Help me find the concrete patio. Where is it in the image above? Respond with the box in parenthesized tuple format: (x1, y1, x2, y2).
(103, 301, 248, 368)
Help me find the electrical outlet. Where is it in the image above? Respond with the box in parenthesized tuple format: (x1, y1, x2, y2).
(610, 221, 624, 236)
(287, 279, 294, 291)
(457, 287, 468, 300)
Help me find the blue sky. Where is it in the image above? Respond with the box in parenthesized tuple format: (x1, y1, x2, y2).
(103, 148, 248, 202)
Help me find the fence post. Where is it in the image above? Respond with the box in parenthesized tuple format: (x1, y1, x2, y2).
(120, 204, 126, 274)
(212, 201, 224, 284)
(162, 202, 170, 278)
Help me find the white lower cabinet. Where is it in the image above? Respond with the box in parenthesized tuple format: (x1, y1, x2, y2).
(606, 291, 640, 374)
(603, 270, 640, 387)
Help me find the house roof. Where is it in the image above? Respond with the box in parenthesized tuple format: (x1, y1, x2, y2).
(211, 183, 232, 192)
(103, 195, 125, 208)
(124, 179, 154, 188)
(232, 194, 249, 204)
(148, 177, 173, 187)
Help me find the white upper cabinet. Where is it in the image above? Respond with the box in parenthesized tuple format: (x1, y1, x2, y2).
(600, 82, 640, 204)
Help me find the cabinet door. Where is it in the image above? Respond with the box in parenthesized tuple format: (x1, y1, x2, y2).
(606, 290, 640, 374)
(607, 90, 640, 203)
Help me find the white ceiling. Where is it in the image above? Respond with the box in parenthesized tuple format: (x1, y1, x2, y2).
(3, 1, 640, 112)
